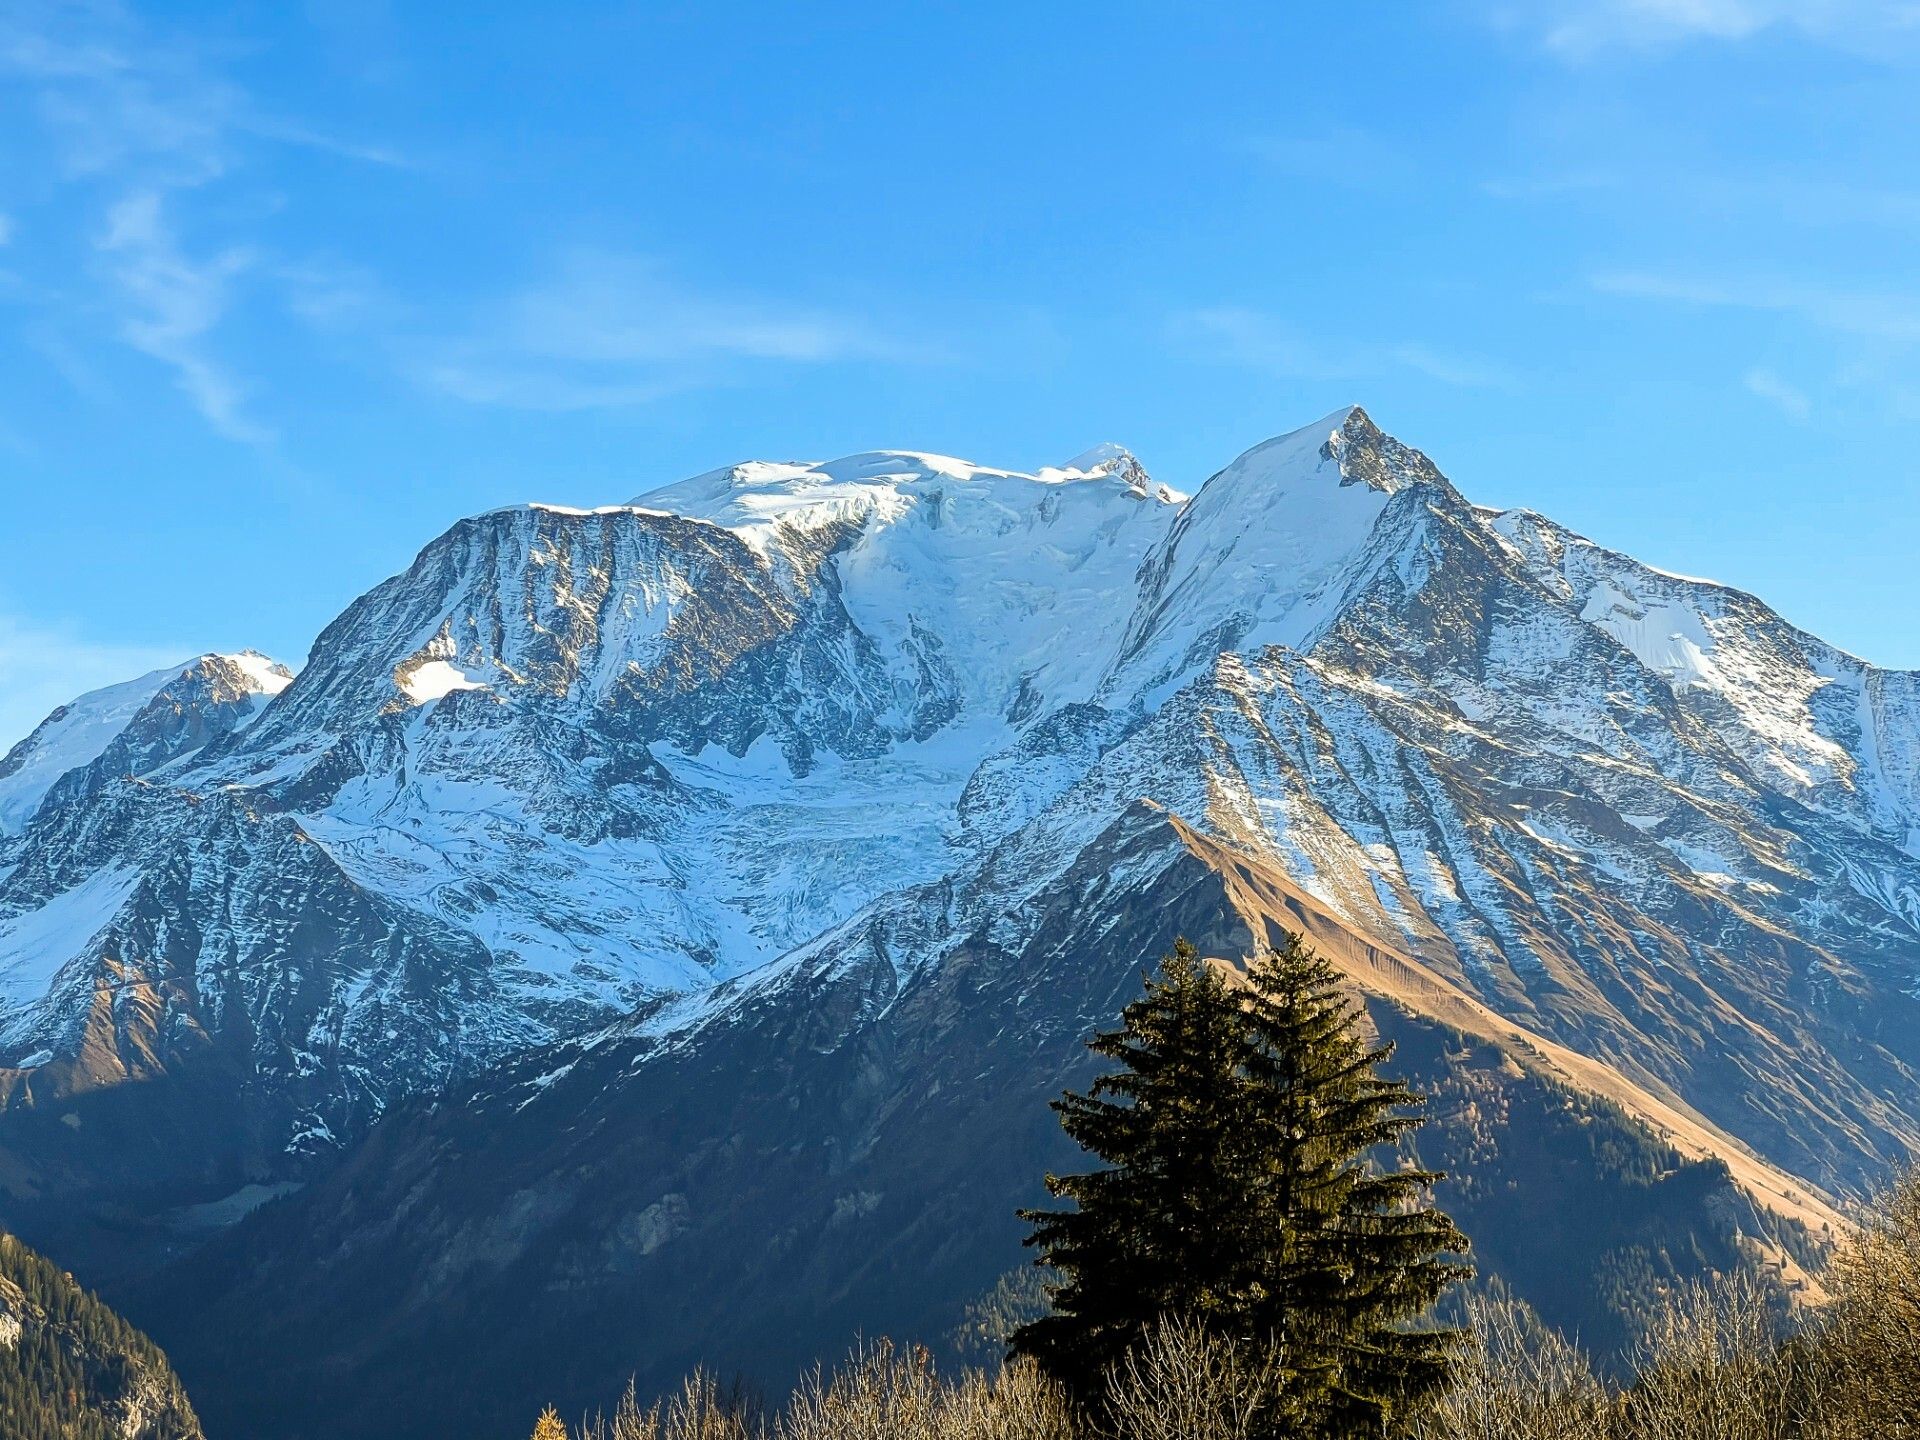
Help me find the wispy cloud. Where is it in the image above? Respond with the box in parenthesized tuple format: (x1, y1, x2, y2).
(1171, 307, 1518, 390)
(0, 610, 190, 754)
(1590, 269, 1920, 343)
(1594, 268, 1920, 419)
(423, 250, 932, 412)
(95, 189, 269, 443)
(0, 2, 235, 184)
(1490, 168, 1920, 233)
(1743, 366, 1812, 420)
(1491, 0, 1920, 58)
(0, 1, 403, 442)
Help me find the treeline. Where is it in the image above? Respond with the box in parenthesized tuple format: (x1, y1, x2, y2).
(523, 934, 1920, 1439)
(529, 1171, 1920, 1440)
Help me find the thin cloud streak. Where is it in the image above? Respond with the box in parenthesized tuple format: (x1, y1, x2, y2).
(0, 1, 406, 443)
(423, 250, 938, 412)
(95, 190, 270, 444)
(1591, 269, 1920, 343)
(1172, 306, 1519, 390)
(1595, 269, 1920, 421)
(1491, 0, 1920, 57)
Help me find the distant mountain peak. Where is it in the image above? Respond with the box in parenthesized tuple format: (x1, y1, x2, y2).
(1047, 442, 1163, 499)
(0, 649, 290, 838)
(1318, 404, 1450, 495)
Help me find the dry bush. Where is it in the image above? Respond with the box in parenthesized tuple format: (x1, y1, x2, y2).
(778, 1339, 943, 1440)
(1096, 1315, 1281, 1440)
(1407, 1290, 1611, 1440)
(1622, 1273, 1803, 1440)
(576, 1372, 755, 1440)
(560, 1346, 1072, 1440)
(1803, 1168, 1920, 1440)
(935, 1360, 1076, 1440)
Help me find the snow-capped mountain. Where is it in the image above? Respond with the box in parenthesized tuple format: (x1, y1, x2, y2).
(2, 409, 1917, 1301)
(0, 442, 1189, 1188)
(0, 652, 290, 841)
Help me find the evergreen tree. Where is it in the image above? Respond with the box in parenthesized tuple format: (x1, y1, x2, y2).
(1238, 932, 1471, 1435)
(1011, 939, 1257, 1397)
(1011, 932, 1470, 1438)
(529, 1403, 568, 1440)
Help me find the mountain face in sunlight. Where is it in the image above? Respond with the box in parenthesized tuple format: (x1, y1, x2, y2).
(0, 408, 1915, 1433)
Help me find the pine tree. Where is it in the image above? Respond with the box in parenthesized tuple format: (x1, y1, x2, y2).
(530, 1404, 568, 1440)
(1010, 939, 1256, 1397)
(1011, 932, 1470, 1438)
(1237, 932, 1470, 1436)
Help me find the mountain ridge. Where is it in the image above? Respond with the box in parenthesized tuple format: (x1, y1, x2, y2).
(0, 408, 1913, 1421)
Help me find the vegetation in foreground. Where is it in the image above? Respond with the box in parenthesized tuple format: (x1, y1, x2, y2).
(1012, 935, 1468, 1434)
(528, 1171, 1920, 1440)
(525, 935, 1920, 1439)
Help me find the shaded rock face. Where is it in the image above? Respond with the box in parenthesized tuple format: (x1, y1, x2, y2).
(147, 806, 1827, 1440)
(0, 409, 1914, 1429)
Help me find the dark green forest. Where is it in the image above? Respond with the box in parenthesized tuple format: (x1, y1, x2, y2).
(0, 1231, 201, 1440)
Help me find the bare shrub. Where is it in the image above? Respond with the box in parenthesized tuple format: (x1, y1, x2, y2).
(778, 1339, 945, 1440)
(1097, 1315, 1281, 1440)
(937, 1360, 1076, 1440)
(575, 1380, 662, 1440)
(1805, 1168, 1920, 1440)
(578, 1372, 754, 1440)
(1623, 1273, 1803, 1440)
(571, 1346, 1072, 1440)
(1407, 1290, 1611, 1440)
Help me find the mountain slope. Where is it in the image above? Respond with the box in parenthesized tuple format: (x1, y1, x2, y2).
(146, 803, 1830, 1439)
(0, 406, 1915, 1430)
(0, 1229, 201, 1440)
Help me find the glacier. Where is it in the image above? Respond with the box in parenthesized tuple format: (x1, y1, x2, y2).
(0, 405, 1915, 1211)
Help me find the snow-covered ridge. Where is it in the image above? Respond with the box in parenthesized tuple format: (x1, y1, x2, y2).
(622, 444, 1180, 550)
(1486, 506, 1920, 838)
(0, 651, 292, 839)
(0, 667, 183, 838)
(0, 403, 1916, 1196)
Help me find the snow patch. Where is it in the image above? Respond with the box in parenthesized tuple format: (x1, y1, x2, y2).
(400, 659, 489, 704)
(0, 866, 139, 1015)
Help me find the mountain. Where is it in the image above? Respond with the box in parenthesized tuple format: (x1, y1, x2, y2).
(0, 652, 291, 840)
(0, 444, 1189, 1257)
(0, 1228, 201, 1440)
(0, 408, 1915, 1432)
(146, 804, 1835, 1439)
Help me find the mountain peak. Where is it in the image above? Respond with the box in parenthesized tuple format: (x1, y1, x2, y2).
(1319, 405, 1450, 495)
(208, 650, 295, 696)
(1044, 442, 1161, 498)
(0, 649, 292, 838)
(625, 445, 1184, 547)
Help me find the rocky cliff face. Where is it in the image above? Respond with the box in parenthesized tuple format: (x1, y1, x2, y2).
(0, 408, 1915, 1430)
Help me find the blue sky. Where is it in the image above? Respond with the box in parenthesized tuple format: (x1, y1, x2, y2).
(2, 1, 1918, 745)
